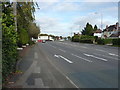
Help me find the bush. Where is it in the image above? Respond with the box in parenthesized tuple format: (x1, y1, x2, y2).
(29, 40, 35, 45)
(79, 39, 93, 43)
(72, 35, 80, 42)
(79, 35, 95, 44)
(97, 38, 105, 45)
(112, 38, 120, 45)
(19, 28, 29, 45)
(2, 11, 18, 82)
(97, 38, 113, 45)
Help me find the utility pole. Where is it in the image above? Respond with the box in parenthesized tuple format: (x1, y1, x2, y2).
(101, 13, 103, 30)
(13, 1, 17, 31)
(95, 12, 103, 30)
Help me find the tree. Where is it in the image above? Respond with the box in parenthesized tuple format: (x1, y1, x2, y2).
(16, 2, 40, 44)
(82, 23, 94, 36)
(94, 25, 98, 31)
(28, 23, 40, 39)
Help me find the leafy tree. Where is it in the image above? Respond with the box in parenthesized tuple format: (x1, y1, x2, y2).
(16, 2, 39, 45)
(94, 25, 98, 31)
(82, 23, 94, 36)
(28, 23, 40, 39)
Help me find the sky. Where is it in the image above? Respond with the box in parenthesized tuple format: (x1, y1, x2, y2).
(34, 0, 119, 37)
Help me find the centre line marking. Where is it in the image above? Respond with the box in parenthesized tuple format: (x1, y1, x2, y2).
(54, 54, 73, 64)
(34, 52, 38, 59)
(84, 53, 108, 62)
(59, 49, 66, 52)
(71, 54, 92, 62)
(109, 53, 118, 57)
(95, 49, 107, 53)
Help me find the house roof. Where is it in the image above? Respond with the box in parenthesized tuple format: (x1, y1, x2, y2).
(94, 29, 102, 33)
(103, 25, 117, 32)
(110, 31, 120, 37)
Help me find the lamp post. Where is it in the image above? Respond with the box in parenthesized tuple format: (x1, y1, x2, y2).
(95, 12, 103, 30)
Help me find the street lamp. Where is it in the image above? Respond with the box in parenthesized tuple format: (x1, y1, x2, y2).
(95, 12, 103, 30)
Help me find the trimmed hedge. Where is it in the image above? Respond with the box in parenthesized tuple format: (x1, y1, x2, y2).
(97, 38, 118, 45)
(112, 38, 120, 45)
(72, 35, 95, 44)
(79, 39, 93, 43)
(72, 35, 80, 42)
(2, 4, 18, 83)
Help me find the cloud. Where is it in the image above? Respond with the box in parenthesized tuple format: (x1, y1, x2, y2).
(35, 1, 118, 36)
(34, 0, 119, 2)
(71, 13, 117, 32)
(52, 2, 80, 12)
(36, 16, 72, 36)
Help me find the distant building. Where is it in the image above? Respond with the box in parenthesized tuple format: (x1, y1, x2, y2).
(93, 29, 102, 38)
(102, 22, 119, 38)
(74, 32, 81, 36)
(38, 35, 54, 41)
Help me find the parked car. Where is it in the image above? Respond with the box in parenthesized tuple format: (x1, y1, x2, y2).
(59, 39, 64, 42)
(42, 40, 46, 43)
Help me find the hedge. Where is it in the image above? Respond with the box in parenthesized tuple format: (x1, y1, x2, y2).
(97, 38, 113, 45)
(79, 39, 93, 43)
(2, 19, 18, 82)
(112, 38, 120, 45)
(2, 3, 18, 83)
(72, 35, 95, 44)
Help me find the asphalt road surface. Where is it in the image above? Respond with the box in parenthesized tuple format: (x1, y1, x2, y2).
(13, 41, 118, 88)
(37, 41, 118, 88)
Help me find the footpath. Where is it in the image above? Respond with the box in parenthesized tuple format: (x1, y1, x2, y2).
(5, 43, 76, 88)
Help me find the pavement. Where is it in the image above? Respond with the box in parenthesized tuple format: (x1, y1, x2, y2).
(6, 41, 118, 88)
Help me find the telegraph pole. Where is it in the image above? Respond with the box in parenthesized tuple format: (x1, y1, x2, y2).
(13, 1, 17, 31)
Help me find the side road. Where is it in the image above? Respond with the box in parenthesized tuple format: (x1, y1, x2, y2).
(5, 43, 76, 88)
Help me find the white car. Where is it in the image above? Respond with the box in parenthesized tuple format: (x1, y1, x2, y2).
(59, 39, 64, 42)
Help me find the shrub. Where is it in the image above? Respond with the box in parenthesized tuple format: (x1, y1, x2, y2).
(97, 38, 113, 45)
(72, 35, 80, 42)
(19, 28, 29, 45)
(112, 38, 120, 45)
(79, 39, 93, 43)
(97, 38, 105, 45)
(79, 35, 95, 44)
(2, 2, 18, 82)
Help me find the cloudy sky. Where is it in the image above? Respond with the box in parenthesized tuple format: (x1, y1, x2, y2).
(34, 0, 119, 36)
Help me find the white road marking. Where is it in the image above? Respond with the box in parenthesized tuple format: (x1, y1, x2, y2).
(71, 54, 92, 62)
(34, 67, 41, 73)
(54, 54, 73, 63)
(46, 56, 78, 88)
(66, 76, 79, 88)
(15, 61, 37, 85)
(95, 49, 107, 53)
(49, 44, 57, 49)
(80, 46, 87, 48)
(84, 53, 108, 62)
(54, 54, 60, 58)
(94, 53, 118, 60)
(109, 53, 118, 57)
(34, 52, 38, 59)
(59, 49, 66, 52)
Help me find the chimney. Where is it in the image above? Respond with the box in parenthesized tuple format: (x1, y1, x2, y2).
(106, 25, 108, 31)
(116, 22, 119, 31)
(74, 33, 76, 35)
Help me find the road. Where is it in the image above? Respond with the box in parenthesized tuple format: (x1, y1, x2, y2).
(12, 41, 118, 88)
(37, 41, 118, 88)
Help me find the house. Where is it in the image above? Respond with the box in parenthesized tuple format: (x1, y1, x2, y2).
(74, 32, 81, 36)
(101, 22, 119, 38)
(109, 27, 120, 38)
(93, 29, 102, 38)
(38, 34, 54, 41)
